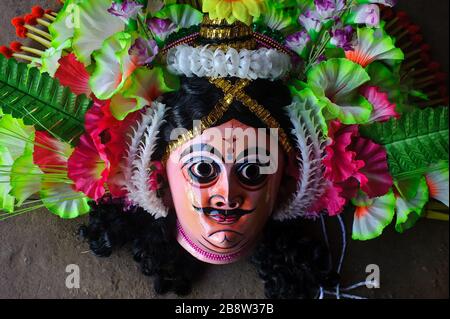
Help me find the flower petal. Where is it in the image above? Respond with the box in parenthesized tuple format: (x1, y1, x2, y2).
(395, 177, 429, 233)
(72, 0, 125, 65)
(352, 190, 396, 240)
(426, 161, 449, 207)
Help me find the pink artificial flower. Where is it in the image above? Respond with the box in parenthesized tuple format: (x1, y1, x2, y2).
(361, 86, 399, 123)
(84, 98, 141, 198)
(352, 136, 393, 198)
(316, 120, 393, 215)
(67, 133, 110, 201)
(323, 121, 365, 183)
(54, 53, 91, 96)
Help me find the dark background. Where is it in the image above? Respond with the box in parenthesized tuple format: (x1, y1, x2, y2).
(0, 0, 448, 299)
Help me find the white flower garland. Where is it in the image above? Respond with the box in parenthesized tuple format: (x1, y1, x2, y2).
(167, 45, 292, 80)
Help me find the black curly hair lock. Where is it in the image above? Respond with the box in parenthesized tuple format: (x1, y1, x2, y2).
(79, 77, 338, 298)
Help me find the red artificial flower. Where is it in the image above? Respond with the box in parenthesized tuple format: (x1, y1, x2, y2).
(54, 53, 91, 96)
(33, 131, 72, 172)
(68, 133, 110, 201)
(83, 98, 141, 198)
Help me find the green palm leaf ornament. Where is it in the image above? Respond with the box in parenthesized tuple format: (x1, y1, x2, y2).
(0, 54, 92, 145)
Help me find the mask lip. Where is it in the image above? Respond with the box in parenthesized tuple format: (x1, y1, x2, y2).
(176, 220, 245, 265)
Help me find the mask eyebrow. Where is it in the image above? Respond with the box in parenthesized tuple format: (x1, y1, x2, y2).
(179, 143, 224, 162)
(235, 147, 270, 163)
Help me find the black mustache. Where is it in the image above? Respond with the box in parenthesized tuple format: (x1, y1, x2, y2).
(193, 206, 255, 217)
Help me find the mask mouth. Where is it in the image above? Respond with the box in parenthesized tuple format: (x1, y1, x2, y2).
(193, 206, 255, 224)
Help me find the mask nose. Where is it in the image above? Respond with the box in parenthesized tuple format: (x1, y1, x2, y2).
(209, 195, 242, 210)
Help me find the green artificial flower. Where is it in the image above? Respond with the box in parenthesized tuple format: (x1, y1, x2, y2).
(345, 27, 404, 68)
(110, 66, 179, 120)
(72, 0, 126, 65)
(306, 58, 373, 124)
(394, 177, 429, 234)
(352, 190, 396, 241)
(89, 32, 136, 100)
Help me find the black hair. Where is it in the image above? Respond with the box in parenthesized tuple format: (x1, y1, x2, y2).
(79, 77, 338, 298)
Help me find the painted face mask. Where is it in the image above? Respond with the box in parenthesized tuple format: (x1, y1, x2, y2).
(166, 120, 286, 264)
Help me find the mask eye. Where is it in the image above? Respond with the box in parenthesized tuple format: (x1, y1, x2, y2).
(188, 161, 219, 184)
(236, 163, 267, 186)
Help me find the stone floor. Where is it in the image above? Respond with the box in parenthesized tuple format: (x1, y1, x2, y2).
(0, 0, 448, 299)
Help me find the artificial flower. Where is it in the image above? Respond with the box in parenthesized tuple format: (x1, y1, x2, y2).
(313, 0, 346, 21)
(352, 4, 380, 27)
(394, 177, 429, 233)
(202, 0, 266, 25)
(360, 86, 399, 122)
(108, 0, 144, 22)
(84, 99, 141, 198)
(425, 161, 449, 207)
(67, 133, 110, 201)
(54, 53, 91, 96)
(330, 25, 355, 51)
(129, 38, 159, 66)
(345, 27, 404, 67)
(48, 0, 83, 49)
(317, 120, 392, 215)
(9, 153, 42, 207)
(89, 32, 137, 100)
(299, 10, 322, 34)
(33, 131, 90, 218)
(352, 135, 393, 197)
(323, 121, 364, 183)
(286, 30, 311, 56)
(110, 66, 179, 120)
(0, 146, 15, 213)
(33, 131, 72, 173)
(306, 58, 373, 124)
(147, 18, 177, 42)
(72, 0, 126, 65)
(352, 190, 396, 240)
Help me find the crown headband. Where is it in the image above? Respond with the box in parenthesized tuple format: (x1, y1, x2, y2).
(165, 15, 292, 80)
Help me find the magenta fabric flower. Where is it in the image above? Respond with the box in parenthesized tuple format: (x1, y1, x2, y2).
(312, 120, 393, 215)
(361, 86, 399, 123)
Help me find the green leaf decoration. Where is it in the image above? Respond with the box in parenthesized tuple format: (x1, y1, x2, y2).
(0, 54, 92, 145)
(360, 107, 449, 179)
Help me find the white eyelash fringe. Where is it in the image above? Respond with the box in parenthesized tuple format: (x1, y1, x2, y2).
(124, 102, 168, 219)
(167, 45, 292, 80)
(273, 100, 329, 221)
